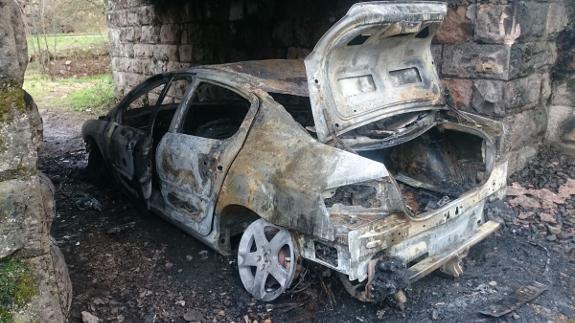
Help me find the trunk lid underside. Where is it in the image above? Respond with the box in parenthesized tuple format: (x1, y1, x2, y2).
(305, 2, 447, 143)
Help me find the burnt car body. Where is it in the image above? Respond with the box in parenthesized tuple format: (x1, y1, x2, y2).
(83, 2, 507, 303)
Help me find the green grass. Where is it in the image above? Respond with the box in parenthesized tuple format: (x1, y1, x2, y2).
(66, 74, 116, 113)
(28, 33, 108, 57)
(24, 63, 116, 115)
(0, 258, 37, 323)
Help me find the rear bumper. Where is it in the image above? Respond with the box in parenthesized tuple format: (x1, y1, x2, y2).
(299, 160, 507, 287)
(407, 220, 500, 282)
(345, 220, 500, 302)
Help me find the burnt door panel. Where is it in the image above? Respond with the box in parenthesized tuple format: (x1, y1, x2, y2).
(109, 124, 152, 199)
(110, 125, 146, 179)
(156, 133, 242, 236)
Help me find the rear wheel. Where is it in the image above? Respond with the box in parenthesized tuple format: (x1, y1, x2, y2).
(237, 219, 298, 301)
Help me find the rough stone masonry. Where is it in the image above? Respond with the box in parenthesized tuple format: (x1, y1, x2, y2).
(106, 0, 575, 173)
(0, 0, 72, 321)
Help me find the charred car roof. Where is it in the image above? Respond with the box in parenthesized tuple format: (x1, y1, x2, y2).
(191, 59, 309, 97)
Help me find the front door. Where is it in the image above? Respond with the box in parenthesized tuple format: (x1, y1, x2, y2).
(109, 73, 193, 199)
(155, 80, 258, 236)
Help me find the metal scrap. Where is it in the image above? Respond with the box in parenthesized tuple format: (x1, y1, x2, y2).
(479, 281, 547, 318)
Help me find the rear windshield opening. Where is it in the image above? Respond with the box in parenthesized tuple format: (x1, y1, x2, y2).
(270, 93, 316, 136)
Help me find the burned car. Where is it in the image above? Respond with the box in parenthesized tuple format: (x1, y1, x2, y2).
(82, 2, 507, 303)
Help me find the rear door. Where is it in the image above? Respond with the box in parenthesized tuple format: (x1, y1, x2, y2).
(304, 2, 447, 142)
(155, 79, 258, 235)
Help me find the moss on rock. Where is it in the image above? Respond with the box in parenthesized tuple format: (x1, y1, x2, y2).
(0, 85, 25, 125)
(0, 257, 37, 323)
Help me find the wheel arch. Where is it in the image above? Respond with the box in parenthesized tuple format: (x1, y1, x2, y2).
(215, 204, 263, 254)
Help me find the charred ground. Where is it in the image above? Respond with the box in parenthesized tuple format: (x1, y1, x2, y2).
(40, 106, 574, 322)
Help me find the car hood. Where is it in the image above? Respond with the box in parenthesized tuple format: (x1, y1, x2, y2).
(304, 2, 447, 143)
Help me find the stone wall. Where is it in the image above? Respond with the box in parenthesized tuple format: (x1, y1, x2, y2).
(547, 6, 575, 155)
(0, 1, 71, 322)
(107, 0, 571, 173)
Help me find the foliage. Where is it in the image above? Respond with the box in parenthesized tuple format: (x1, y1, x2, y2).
(24, 66, 116, 115)
(24, 0, 108, 35)
(27, 33, 108, 58)
(22, 0, 109, 75)
(0, 258, 37, 323)
(66, 74, 116, 113)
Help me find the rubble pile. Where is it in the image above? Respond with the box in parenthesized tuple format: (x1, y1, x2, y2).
(488, 147, 575, 256)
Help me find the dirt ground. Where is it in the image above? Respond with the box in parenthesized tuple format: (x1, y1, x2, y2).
(39, 105, 575, 323)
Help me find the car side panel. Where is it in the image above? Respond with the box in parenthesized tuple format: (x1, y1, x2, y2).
(215, 99, 391, 242)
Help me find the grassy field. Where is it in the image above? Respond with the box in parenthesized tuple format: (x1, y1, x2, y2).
(28, 33, 108, 57)
(24, 63, 116, 115)
(24, 32, 115, 115)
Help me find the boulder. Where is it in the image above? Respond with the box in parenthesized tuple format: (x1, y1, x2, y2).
(0, 0, 71, 322)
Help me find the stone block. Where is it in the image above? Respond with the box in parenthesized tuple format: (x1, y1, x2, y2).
(160, 24, 181, 44)
(141, 25, 160, 44)
(119, 27, 141, 43)
(546, 105, 575, 143)
(546, 1, 570, 37)
(179, 45, 193, 63)
(504, 73, 542, 111)
(442, 78, 473, 108)
(509, 41, 556, 79)
(475, 2, 550, 44)
(139, 5, 157, 25)
(148, 60, 169, 75)
(442, 43, 510, 80)
(125, 58, 144, 74)
(552, 74, 575, 107)
(471, 79, 505, 116)
(153, 44, 179, 61)
(471, 73, 542, 117)
(514, 1, 549, 42)
(435, 5, 472, 44)
(474, 4, 519, 44)
(108, 28, 121, 45)
(126, 9, 140, 26)
(110, 57, 121, 72)
(117, 43, 134, 58)
(504, 105, 547, 152)
(107, 10, 122, 28)
(133, 44, 154, 58)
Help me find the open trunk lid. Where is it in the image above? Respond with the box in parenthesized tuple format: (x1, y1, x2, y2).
(305, 2, 447, 143)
